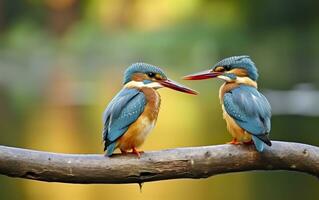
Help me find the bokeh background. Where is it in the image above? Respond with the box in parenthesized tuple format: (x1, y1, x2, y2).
(1, 0, 319, 199)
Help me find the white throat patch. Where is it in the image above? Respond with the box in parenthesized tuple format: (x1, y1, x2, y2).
(217, 75, 257, 88)
(217, 75, 233, 82)
(125, 81, 163, 89)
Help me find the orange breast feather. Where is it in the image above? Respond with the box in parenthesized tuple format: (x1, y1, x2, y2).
(117, 87, 160, 151)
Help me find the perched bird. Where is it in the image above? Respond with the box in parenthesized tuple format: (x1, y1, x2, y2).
(103, 63, 197, 157)
(184, 56, 271, 152)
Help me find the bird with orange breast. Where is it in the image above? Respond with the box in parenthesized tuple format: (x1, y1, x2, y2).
(184, 56, 272, 152)
(103, 63, 197, 157)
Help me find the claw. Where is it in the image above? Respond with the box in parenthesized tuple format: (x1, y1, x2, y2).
(120, 149, 128, 154)
(227, 138, 241, 145)
(243, 140, 253, 145)
(132, 147, 144, 158)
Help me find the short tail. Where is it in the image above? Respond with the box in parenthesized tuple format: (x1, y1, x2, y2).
(252, 134, 271, 152)
(105, 142, 116, 157)
(103, 136, 116, 157)
(252, 136, 264, 152)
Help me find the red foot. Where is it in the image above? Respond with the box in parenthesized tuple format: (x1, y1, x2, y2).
(243, 140, 253, 145)
(120, 149, 128, 154)
(227, 138, 241, 145)
(132, 147, 144, 158)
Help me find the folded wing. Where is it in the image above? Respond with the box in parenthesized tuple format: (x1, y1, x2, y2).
(103, 88, 146, 155)
(223, 85, 271, 151)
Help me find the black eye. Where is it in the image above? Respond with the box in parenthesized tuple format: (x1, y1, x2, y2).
(224, 65, 231, 71)
(147, 72, 155, 78)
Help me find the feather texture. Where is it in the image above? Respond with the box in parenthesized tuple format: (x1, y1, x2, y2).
(223, 85, 271, 151)
(213, 55, 259, 81)
(102, 88, 146, 155)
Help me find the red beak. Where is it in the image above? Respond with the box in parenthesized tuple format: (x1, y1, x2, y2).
(183, 69, 222, 80)
(158, 79, 198, 95)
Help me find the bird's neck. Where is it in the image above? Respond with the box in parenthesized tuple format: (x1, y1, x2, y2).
(124, 80, 162, 89)
(235, 77, 258, 88)
(124, 83, 161, 121)
(219, 77, 257, 103)
(140, 87, 161, 121)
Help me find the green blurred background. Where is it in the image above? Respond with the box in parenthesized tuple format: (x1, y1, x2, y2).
(0, 0, 319, 199)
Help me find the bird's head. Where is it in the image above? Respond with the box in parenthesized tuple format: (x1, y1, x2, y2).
(123, 63, 197, 95)
(183, 56, 259, 84)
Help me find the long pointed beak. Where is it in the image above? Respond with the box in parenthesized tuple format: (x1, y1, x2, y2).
(183, 69, 222, 80)
(158, 79, 198, 95)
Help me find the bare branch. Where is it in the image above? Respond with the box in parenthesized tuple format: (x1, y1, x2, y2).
(0, 141, 318, 184)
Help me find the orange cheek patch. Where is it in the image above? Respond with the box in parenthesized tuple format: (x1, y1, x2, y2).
(155, 74, 162, 80)
(229, 68, 248, 77)
(214, 66, 225, 72)
(132, 73, 148, 82)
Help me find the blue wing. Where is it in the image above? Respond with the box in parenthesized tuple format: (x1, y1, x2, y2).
(102, 88, 146, 156)
(223, 85, 271, 151)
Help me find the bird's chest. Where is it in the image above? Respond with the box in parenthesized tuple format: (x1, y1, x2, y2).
(141, 87, 161, 121)
(219, 84, 251, 142)
(118, 88, 160, 150)
(135, 88, 161, 141)
(135, 116, 156, 141)
(219, 83, 238, 103)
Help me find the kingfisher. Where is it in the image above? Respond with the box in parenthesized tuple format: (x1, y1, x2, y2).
(183, 55, 271, 152)
(103, 63, 197, 157)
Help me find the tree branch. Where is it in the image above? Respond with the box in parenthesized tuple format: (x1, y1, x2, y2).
(0, 141, 318, 184)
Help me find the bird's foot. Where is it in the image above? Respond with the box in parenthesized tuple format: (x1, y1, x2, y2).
(132, 147, 144, 158)
(120, 149, 128, 155)
(227, 138, 241, 145)
(243, 140, 254, 145)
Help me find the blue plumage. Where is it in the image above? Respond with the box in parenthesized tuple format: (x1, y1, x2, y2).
(123, 63, 167, 84)
(183, 55, 272, 152)
(103, 62, 197, 157)
(103, 88, 146, 156)
(252, 136, 265, 152)
(223, 85, 271, 151)
(213, 55, 259, 81)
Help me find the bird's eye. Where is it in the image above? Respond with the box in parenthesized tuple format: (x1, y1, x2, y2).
(147, 72, 155, 78)
(224, 65, 231, 71)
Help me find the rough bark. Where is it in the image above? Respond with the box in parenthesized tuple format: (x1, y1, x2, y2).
(0, 141, 318, 184)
